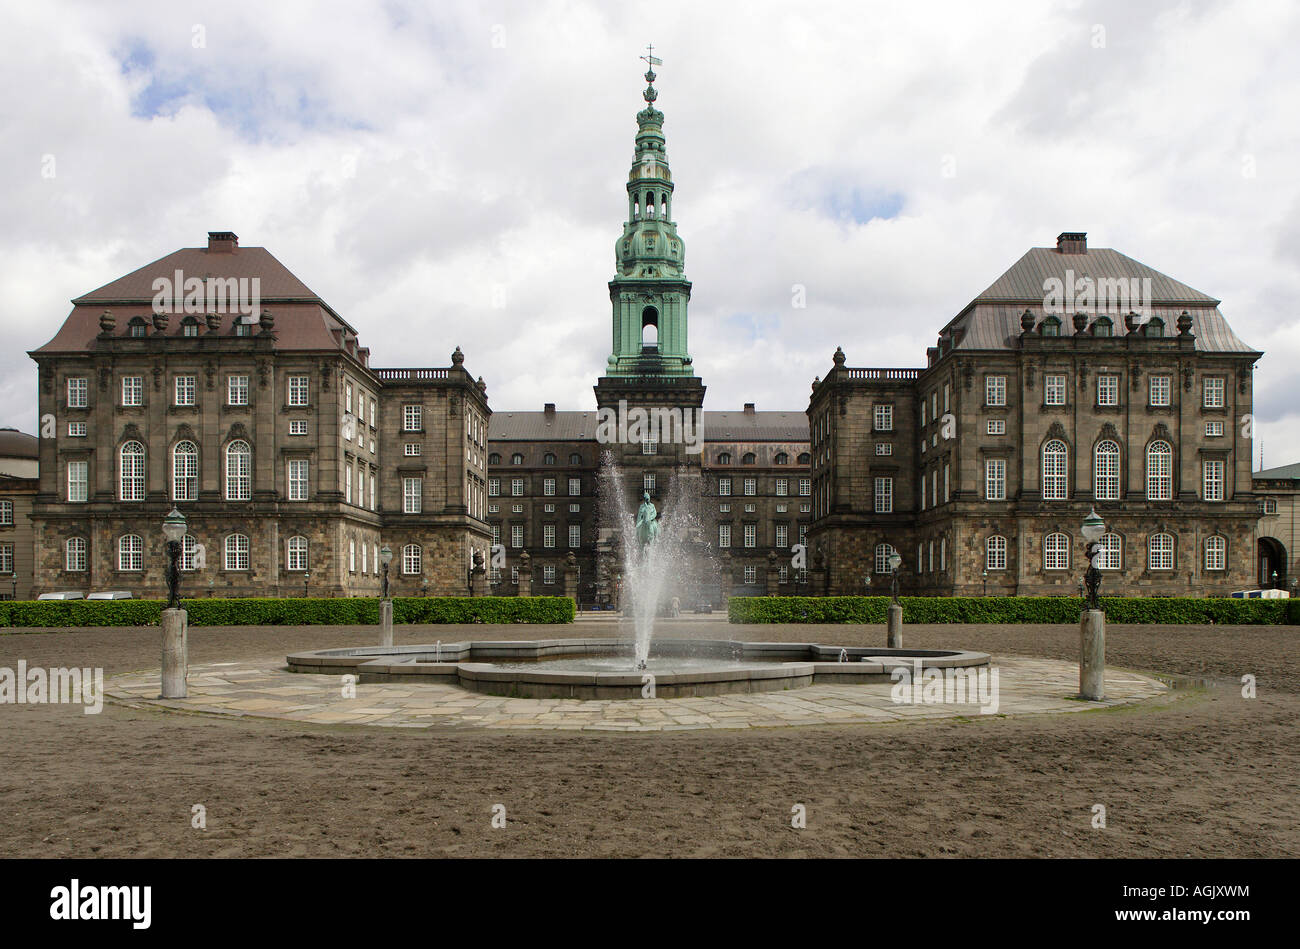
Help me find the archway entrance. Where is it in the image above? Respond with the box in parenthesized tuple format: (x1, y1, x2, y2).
(1257, 537, 1287, 588)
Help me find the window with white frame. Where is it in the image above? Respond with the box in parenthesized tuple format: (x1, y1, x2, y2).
(288, 459, 309, 501)
(985, 375, 1006, 406)
(719, 477, 731, 496)
(174, 375, 196, 406)
(1203, 459, 1225, 501)
(875, 443, 892, 456)
(1148, 533, 1174, 570)
(287, 536, 308, 571)
(874, 477, 893, 513)
(511, 524, 523, 548)
(67, 460, 87, 502)
(169, 440, 197, 501)
(641, 437, 656, 455)
(67, 377, 88, 408)
(798, 478, 811, 496)
(1143, 441, 1172, 499)
(402, 544, 422, 575)
(568, 478, 581, 496)
(405, 443, 421, 456)
(121, 375, 143, 406)
(1203, 377, 1225, 408)
(1042, 440, 1068, 499)
(743, 565, 757, 585)
(743, 478, 756, 496)
(543, 524, 555, 548)
(1044, 532, 1069, 570)
(1205, 420, 1223, 437)
(644, 473, 655, 492)
(1149, 375, 1171, 407)
(225, 440, 251, 500)
(68, 421, 86, 437)
(403, 477, 422, 513)
(288, 375, 309, 406)
(543, 565, 556, 585)
(289, 419, 307, 436)
(985, 459, 1005, 501)
(543, 478, 555, 497)
(228, 375, 249, 406)
(180, 534, 199, 571)
(1045, 374, 1067, 406)
(1094, 440, 1120, 500)
(117, 534, 142, 571)
(120, 440, 145, 501)
(403, 404, 422, 432)
(511, 478, 523, 497)
(0, 501, 11, 526)
(986, 535, 1006, 570)
(348, 540, 355, 572)
(743, 524, 756, 548)
(65, 537, 86, 572)
(569, 524, 581, 548)
(1204, 536, 1226, 571)
(873, 404, 893, 432)
(1096, 533, 1122, 570)
(775, 523, 788, 548)
(1097, 374, 1119, 406)
(224, 533, 250, 571)
(488, 478, 500, 496)
(718, 524, 731, 548)
(1264, 498, 1278, 515)
(874, 543, 897, 574)
(987, 419, 1005, 435)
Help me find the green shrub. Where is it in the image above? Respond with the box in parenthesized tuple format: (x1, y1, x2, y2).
(727, 595, 1293, 625)
(0, 596, 574, 629)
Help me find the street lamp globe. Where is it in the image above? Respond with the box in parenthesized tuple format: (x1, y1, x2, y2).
(887, 551, 902, 573)
(379, 545, 393, 567)
(162, 507, 187, 544)
(1081, 507, 1105, 542)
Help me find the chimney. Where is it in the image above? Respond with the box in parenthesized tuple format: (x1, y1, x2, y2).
(544, 403, 556, 418)
(743, 403, 755, 414)
(207, 231, 239, 253)
(1056, 232, 1087, 254)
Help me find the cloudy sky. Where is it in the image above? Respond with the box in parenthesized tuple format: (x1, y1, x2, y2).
(3, 0, 1298, 467)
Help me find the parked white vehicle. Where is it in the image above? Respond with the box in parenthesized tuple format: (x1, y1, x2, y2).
(36, 591, 85, 600)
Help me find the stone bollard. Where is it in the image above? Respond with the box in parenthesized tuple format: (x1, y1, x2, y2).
(887, 603, 903, 649)
(380, 598, 394, 647)
(1079, 608, 1105, 700)
(160, 607, 188, 698)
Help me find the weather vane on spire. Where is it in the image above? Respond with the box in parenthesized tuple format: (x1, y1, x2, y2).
(640, 43, 661, 103)
(641, 43, 662, 69)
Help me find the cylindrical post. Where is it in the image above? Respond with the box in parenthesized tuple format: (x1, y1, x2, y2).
(379, 598, 394, 647)
(1079, 608, 1105, 700)
(887, 603, 903, 649)
(160, 607, 188, 698)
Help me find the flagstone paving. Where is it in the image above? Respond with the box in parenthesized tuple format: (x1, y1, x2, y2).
(102, 655, 1171, 731)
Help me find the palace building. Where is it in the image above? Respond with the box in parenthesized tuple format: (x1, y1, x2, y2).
(18, 62, 1271, 601)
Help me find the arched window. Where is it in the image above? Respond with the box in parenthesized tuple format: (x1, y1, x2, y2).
(875, 543, 897, 575)
(118, 534, 143, 571)
(1096, 532, 1122, 570)
(1042, 440, 1068, 500)
(402, 544, 422, 575)
(286, 536, 308, 571)
(1094, 440, 1120, 500)
(986, 535, 1007, 570)
(717, 452, 732, 465)
(1092, 316, 1113, 337)
(225, 440, 251, 500)
(569, 453, 582, 465)
(511, 453, 523, 466)
(543, 453, 556, 466)
(65, 537, 87, 572)
(119, 440, 145, 501)
(774, 452, 789, 465)
(742, 452, 756, 465)
(488, 453, 501, 466)
(1148, 532, 1174, 570)
(173, 440, 198, 501)
(1044, 532, 1070, 570)
(1040, 315, 1061, 337)
(641, 307, 659, 350)
(1146, 441, 1172, 500)
(1204, 535, 1227, 571)
(181, 316, 201, 337)
(180, 534, 199, 571)
(797, 452, 811, 465)
(1143, 317, 1165, 337)
(128, 316, 148, 338)
(224, 533, 250, 570)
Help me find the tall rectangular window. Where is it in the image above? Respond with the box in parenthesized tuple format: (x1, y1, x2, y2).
(874, 477, 893, 513)
(985, 375, 1006, 406)
(403, 404, 422, 431)
(0, 501, 10, 526)
(776, 478, 788, 495)
(643, 473, 655, 492)
(345, 465, 352, 504)
(488, 478, 500, 496)
(543, 524, 555, 548)
(568, 477, 581, 496)
(873, 404, 894, 432)
(174, 375, 196, 406)
(743, 524, 756, 548)
(798, 478, 811, 496)
(718, 477, 731, 496)
(0, 542, 13, 575)
(543, 478, 555, 496)
(568, 524, 581, 548)
(1149, 375, 1171, 407)
(228, 375, 249, 405)
(1203, 377, 1225, 408)
(67, 377, 88, 408)
(511, 524, 523, 548)
(718, 524, 731, 548)
(121, 375, 143, 406)
(1097, 375, 1119, 406)
(1045, 374, 1067, 406)
(67, 460, 87, 502)
(288, 460, 309, 501)
(1203, 460, 1225, 501)
(288, 375, 309, 406)
(511, 478, 524, 496)
(743, 478, 756, 496)
(403, 477, 423, 513)
(775, 524, 788, 548)
(985, 459, 1006, 501)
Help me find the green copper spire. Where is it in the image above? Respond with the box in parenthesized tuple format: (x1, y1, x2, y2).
(606, 47, 694, 378)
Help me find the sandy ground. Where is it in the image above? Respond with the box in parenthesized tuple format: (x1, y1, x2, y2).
(0, 619, 1296, 858)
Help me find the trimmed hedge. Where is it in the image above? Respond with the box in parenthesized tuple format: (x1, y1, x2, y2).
(728, 595, 1295, 626)
(0, 596, 575, 629)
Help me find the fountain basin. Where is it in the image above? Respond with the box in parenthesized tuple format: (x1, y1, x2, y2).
(286, 639, 991, 699)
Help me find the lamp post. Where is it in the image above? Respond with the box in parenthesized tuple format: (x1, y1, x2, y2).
(421, 576, 428, 598)
(303, 571, 310, 598)
(863, 574, 871, 597)
(1272, 570, 1279, 590)
(982, 568, 988, 597)
(10, 577, 16, 601)
(1079, 507, 1106, 701)
(378, 544, 394, 647)
(160, 507, 189, 699)
(886, 550, 903, 649)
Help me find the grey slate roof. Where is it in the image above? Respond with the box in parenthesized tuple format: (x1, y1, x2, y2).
(972, 247, 1218, 305)
(951, 304, 1257, 354)
(487, 410, 809, 442)
(1254, 463, 1300, 481)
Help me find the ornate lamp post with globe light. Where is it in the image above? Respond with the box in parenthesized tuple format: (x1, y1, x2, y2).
(378, 545, 394, 647)
(160, 507, 189, 698)
(1079, 507, 1106, 700)
(886, 550, 903, 649)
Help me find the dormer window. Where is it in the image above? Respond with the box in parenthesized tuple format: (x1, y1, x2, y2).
(234, 321, 251, 337)
(717, 452, 731, 465)
(1092, 316, 1113, 337)
(128, 317, 148, 338)
(181, 316, 200, 337)
(742, 452, 756, 465)
(1040, 316, 1061, 337)
(774, 452, 789, 465)
(511, 453, 523, 465)
(1144, 318, 1165, 337)
(543, 453, 556, 466)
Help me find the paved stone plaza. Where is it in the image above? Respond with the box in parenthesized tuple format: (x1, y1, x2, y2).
(105, 656, 1168, 731)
